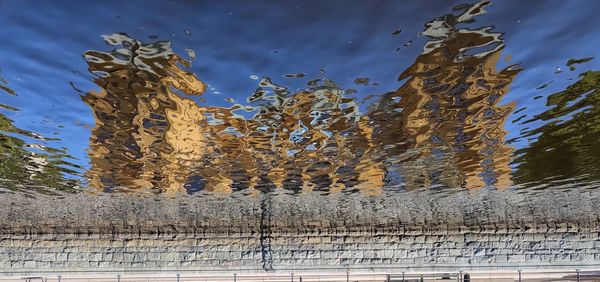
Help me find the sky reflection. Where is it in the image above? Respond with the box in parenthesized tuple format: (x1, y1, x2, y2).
(1, 0, 600, 195)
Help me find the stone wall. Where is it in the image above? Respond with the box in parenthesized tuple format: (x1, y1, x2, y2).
(2, 186, 600, 272)
(1, 225, 599, 272)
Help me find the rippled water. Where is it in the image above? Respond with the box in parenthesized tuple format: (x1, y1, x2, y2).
(1, 0, 600, 196)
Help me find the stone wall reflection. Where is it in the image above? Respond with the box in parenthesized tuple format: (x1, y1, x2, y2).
(82, 1, 520, 194)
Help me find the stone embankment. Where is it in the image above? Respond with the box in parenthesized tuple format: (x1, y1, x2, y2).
(1, 186, 600, 272)
(1, 224, 599, 271)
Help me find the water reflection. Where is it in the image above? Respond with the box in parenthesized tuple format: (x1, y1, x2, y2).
(82, 33, 379, 194)
(0, 73, 81, 194)
(1, 0, 600, 195)
(80, 1, 516, 194)
(514, 70, 600, 183)
(82, 34, 211, 193)
(368, 1, 521, 190)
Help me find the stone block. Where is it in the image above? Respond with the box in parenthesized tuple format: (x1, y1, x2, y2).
(23, 260, 37, 269)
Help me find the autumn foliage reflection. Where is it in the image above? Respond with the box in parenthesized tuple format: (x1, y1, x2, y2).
(82, 1, 520, 194)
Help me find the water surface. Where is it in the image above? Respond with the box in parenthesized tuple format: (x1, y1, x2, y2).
(1, 0, 600, 197)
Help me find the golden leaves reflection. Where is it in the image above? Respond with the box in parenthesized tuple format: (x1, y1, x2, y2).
(82, 2, 519, 194)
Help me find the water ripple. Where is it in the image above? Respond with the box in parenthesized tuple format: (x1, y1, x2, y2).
(1, 0, 600, 197)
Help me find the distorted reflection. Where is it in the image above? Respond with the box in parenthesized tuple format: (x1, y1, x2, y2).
(82, 33, 378, 194)
(514, 70, 600, 183)
(368, 1, 520, 190)
(80, 1, 518, 194)
(2, 0, 600, 195)
(0, 73, 81, 194)
(82, 34, 211, 193)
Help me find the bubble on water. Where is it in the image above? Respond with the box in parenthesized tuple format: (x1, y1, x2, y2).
(185, 48, 196, 60)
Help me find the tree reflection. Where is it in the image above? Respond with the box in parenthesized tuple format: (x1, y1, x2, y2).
(514, 71, 600, 183)
(80, 1, 522, 194)
(0, 73, 81, 194)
